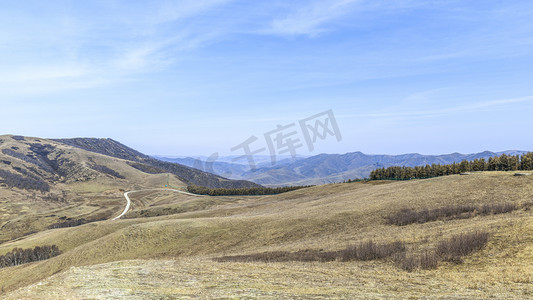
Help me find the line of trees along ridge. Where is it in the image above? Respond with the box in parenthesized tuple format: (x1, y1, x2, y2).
(187, 185, 312, 196)
(370, 152, 533, 180)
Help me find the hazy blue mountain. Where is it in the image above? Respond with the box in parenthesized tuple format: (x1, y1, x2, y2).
(155, 150, 529, 187)
(153, 155, 308, 180)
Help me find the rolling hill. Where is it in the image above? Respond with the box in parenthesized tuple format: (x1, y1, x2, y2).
(0, 134, 259, 243)
(0, 170, 531, 298)
(0, 135, 530, 298)
(53, 137, 260, 189)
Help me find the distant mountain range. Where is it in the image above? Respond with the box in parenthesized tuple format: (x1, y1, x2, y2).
(155, 150, 530, 186)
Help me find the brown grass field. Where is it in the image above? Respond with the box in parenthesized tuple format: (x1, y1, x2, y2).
(0, 171, 532, 298)
(0, 135, 186, 243)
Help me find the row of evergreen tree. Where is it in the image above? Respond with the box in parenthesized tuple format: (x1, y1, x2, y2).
(0, 245, 60, 268)
(369, 152, 533, 180)
(187, 185, 312, 196)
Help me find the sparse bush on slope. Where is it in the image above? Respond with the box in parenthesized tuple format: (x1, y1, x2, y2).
(0, 245, 60, 269)
(127, 162, 167, 174)
(340, 240, 406, 261)
(11, 136, 25, 141)
(1, 149, 55, 174)
(436, 231, 489, 264)
(393, 250, 438, 272)
(0, 169, 50, 192)
(215, 231, 490, 272)
(88, 164, 125, 179)
(214, 240, 406, 263)
(386, 203, 518, 226)
(392, 231, 489, 271)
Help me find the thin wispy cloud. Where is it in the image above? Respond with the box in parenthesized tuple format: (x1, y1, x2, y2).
(340, 96, 533, 119)
(150, 0, 235, 24)
(0, 1, 232, 99)
(1, 1, 532, 154)
(266, 0, 363, 36)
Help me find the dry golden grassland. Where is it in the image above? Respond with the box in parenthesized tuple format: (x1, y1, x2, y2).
(0, 135, 186, 242)
(0, 172, 532, 298)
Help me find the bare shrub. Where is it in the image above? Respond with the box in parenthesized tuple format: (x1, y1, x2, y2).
(0, 169, 50, 192)
(487, 203, 516, 214)
(387, 203, 518, 226)
(11, 135, 25, 141)
(215, 232, 488, 273)
(418, 250, 438, 269)
(214, 249, 338, 263)
(393, 252, 418, 272)
(48, 218, 87, 229)
(215, 240, 405, 263)
(341, 240, 405, 261)
(436, 231, 489, 263)
(393, 250, 438, 272)
(386, 209, 420, 226)
(523, 201, 533, 211)
(89, 164, 125, 179)
(0, 245, 60, 268)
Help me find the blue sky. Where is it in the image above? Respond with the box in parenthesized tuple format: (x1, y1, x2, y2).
(1, 0, 532, 156)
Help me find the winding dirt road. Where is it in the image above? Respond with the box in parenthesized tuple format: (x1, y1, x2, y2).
(111, 188, 201, 220)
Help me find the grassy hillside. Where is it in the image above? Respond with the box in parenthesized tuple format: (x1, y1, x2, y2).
(0, 134, 262, 243)
(0, 172, 531, 298)
(54, 137, 261, 189)
(0, 134, 187, 242)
